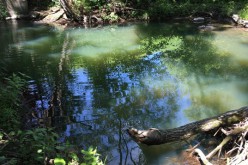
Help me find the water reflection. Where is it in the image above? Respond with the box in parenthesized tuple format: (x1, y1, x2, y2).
(0, 21, 248, 164)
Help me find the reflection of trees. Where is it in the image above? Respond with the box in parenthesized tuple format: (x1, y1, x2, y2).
(67, 49, 182, 164)
(2, 22, 248, 164)
(173, 34, 248, 119)
(1, 23, 183, 164)
(138, 23, 248, 122)
(0, 23, 77, 128)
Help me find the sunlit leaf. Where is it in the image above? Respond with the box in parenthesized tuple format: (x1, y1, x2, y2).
(70, 153, 79, 161)
(37, 149, 43, 154)
(54, 158, 66, 165)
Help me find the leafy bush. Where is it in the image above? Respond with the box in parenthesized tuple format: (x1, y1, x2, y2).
(55, 146, 105, 165)
(0, 128, 58, 164)
(0, 73, 105, 164)
(73, 0, 107, 14)
(123, 0, 248, 20)
(0, 73, 27, 132)
(239, 4, 248, 19)
(0, 129, 105, 165)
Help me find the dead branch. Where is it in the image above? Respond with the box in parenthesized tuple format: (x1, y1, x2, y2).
(206, 136, 232, 159)
(194, 148, 213, 165)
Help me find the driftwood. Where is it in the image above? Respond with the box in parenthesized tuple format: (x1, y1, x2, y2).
(128, 106, 248, 145)
(190, 117, 248, 165)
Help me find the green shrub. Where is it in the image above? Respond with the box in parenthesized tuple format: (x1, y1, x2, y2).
(0, 73, 27, 132)
(73, 0, 107, 15)
(239, 4, 248, 19)
(0, 73, 104, 164)
(1, 128, 59, 164)
(0, 129, 105, 165)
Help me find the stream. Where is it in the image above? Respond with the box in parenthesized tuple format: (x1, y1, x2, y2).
(0, 20, 248, 164)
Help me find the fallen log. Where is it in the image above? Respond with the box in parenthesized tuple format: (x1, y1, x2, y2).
(127, 106, 248, 145)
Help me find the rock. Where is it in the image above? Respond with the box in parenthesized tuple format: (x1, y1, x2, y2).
(50, 7, 60, 13)
(193, 17, 205, 23)
(42, 9, 65, 23)
(198, 25, 215, 31)
(63, 13, 68, 20)
(231, 14, 248, 28)
(232, 14, 240, 23)
(241, 20, 248, 25)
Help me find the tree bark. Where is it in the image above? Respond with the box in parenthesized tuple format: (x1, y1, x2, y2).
(59, 0, 79, 21)
(4, 0, 28, 18)
(127, 106, 248, 145)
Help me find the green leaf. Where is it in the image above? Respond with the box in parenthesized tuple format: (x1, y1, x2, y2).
(70, 153, 79, 161)
(54, 158, 66, 165)
(37, 149, 43, 154)
(0, 133, 3, 140)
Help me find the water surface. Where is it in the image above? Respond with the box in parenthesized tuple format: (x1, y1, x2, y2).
(0, 20, 248, 164)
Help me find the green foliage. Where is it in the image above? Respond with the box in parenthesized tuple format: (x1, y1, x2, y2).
(80, 147, 104, 165)
(54, 158, 66, 165)
(0, 73, 27, 132)
(73, 0, 106, 14)
(0, 72, 104, 164)
(102, 11, 119, 21)
(2, 128, 59, 164)
(55, 146, 105, 165)
(0, 128, 105, 165)
(0, 1, 7, 19)
(51, 0, 60, 7)
(140, 36, 182, 54)
(239, 4, 248, 19)
(126, 0, 248, 20)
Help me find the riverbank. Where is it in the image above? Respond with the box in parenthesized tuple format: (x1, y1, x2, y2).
(2, 0, 248, 30)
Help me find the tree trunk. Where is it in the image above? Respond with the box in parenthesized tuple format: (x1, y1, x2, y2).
(4, 0, 28, 18)
(59, 0, 79, 21)
(127, 106, 248, 145)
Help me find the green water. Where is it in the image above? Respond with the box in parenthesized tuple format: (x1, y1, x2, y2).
(1, 20, 248, 164)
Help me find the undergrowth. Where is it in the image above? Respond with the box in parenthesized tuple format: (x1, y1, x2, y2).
(0, 72, 104, 164)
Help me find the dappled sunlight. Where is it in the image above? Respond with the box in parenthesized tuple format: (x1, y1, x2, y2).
(213, 29, 248, 64)
(68, 26, 140, 57)
(141, 76, 177, 99)
(184, 76, 248, 121)
(14, 36, 52, 48)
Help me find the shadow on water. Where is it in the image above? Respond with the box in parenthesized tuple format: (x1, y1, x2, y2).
(1, 20, 248, 164)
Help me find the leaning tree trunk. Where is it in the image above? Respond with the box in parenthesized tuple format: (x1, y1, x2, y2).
(59, 0, 80, 21)
(128, 106, 248, 145)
